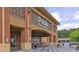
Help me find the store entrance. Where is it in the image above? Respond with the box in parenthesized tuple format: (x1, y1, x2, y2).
(32, 37, 41, 48)
(10, 31, 21, 51)
(10, 34, 16, 51)
(32, 30, 51, 49)
(10, 26, 21, 51)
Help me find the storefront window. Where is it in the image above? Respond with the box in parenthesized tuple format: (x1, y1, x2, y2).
(10, 7, 25, 20)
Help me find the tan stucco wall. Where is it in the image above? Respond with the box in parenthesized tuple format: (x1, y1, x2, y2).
(31, 23, 51, 34)
(41, 37, 49, 45)
(41, 37, 49, 42)
(0, 43, 10, 52)
(21, 43, 32, 51)
(10, 16, 25, 28)
(41, 37, 57, 46)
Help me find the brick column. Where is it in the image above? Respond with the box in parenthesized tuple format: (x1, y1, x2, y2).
(0, 8, 2, 43)
(21, 29, 26, 43)
(53, 34, 57, 46)
(49, 22, 53, 46)
(49, 23, 57, 47)
(21, 8, 32, 51)
(25, 8, 32, 43)
(49, 34, 53, 46)
(4, 8, 10, 43)
(0, 8, 10, 52)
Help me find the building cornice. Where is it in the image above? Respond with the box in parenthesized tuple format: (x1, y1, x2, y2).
(30, 7, 60, 25)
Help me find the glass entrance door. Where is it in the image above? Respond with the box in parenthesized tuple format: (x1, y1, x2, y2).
(10, 34, 16, 51)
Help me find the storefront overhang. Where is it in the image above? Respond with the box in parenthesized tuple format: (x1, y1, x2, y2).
(10, 16, 25, 28)
(32, 30, 51, 37)
(10, 25, 23, 32)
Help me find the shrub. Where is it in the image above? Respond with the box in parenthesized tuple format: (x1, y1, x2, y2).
(69, 30, 79, 42)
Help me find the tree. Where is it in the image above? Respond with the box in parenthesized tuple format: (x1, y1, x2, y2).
(57, 28, 79, 38)
(69, 30, 79, 42)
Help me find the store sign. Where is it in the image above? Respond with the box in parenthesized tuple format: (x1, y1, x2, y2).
(32, 12, 51, 30)
(37, 16, 49, 28)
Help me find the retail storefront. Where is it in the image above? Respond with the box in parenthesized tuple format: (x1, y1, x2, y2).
(0, 7, 59, 51)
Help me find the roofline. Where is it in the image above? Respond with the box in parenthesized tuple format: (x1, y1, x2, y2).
(30, 7, 60, 25)
(40, 7, 60, 25)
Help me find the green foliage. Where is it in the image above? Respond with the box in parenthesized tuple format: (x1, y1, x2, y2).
(58, 30, 68, 38)
(77, 45, 79, 48)
(69, 30, 79, 42)
(57, 28, 79, 38)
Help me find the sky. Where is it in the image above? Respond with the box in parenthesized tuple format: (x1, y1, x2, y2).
(45, 7, 79, 30)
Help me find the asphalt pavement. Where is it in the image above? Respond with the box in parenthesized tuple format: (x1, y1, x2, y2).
(29, 46, 79, 52)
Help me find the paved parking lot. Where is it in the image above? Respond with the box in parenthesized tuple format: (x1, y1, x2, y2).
(29, 46, 79, 52)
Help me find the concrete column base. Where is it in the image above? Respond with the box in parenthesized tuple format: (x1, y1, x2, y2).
(0, 43, 10, 52)
(21, 43, 32, 51)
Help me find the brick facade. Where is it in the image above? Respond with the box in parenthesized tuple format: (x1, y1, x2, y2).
(0, 8, 2, 43)
(4, 8, 10, 43)
(0, 7, 59, 51)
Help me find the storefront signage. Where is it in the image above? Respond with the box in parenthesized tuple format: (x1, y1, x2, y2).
(32, 11, 51, 30)
(38, 16, 49, 27)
